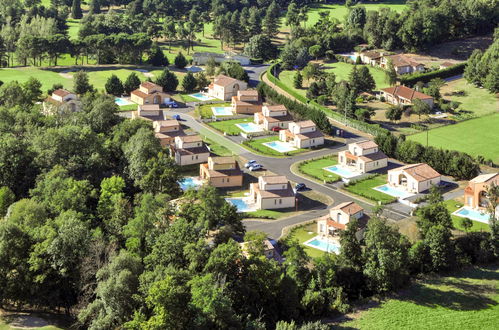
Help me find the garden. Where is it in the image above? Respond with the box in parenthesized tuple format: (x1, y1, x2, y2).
(343, 174, 397, 205)
(297, 156, 340, 183)
(207, 117, 254, 135)
(282, 222, 326, 259)
(242, 136, 306, 157)
(196, 102, 233, 119)
(442, 200, 491, 232)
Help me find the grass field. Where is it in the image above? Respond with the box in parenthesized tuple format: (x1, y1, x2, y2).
(298, 156, 340, 182)
(344, 175, 397, 204)
(408, 113, 499, 164)
(0, 68, 72, 91)
(341, 265, 499, 330)
(284, 222, 327, 259)
(443, 200, 491, 232)
(208, 118, 253, 135)
(441, 79, 498, 118)
(243, 136, 306, 157)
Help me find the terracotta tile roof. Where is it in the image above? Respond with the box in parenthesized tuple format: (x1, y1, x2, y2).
(155, 119, 180, 127)
(141, 81, 160, 90)
(355, 140, 378, 149)
(265, 104, 287, 111)
(469, 173, 499, 183)
(178, 135, 202, 143)
(238, 90, 259, 96)
(131, 89, 149, 98)
(214, 75, 240, 87)
(386, 54, 423, 68)
(359, 151, 388, 162)
(362, 50, 382, 59)
(52, 89, 72, 97)
(261, 175, 289, 185)
(381, 85, 433, 101)
(392, 163, 441, 182)
(331, 201, 364, 215)
(251, 182, 295, 199)
(295, 120, 316, 128)
(204, 167, 243, 178)
(139, 104, 160, 111)
(326, 219, 346, 230)
(210, 156, 237, 165)
(264, 114, 294, 123)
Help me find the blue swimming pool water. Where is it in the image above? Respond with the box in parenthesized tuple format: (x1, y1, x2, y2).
(211, 106, 233, 116)
(305, 237, 340, 253)
(263, 141, 297, 153)
(236, 122, 263, 133)
(453, 207, 491, 224)
(323, 165, 358, 178)
(225, 198, 254, 213)
(190, 93, 214, 101)
(179, 177, 203, 191)
(348, 55, 357, 61)
(115, 97, 133, 106)
(373, 184, 413, 199)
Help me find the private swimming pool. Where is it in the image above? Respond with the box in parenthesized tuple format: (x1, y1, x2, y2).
(179, 177, 204, 191)
(211, 106, 233, 116)
(262, 141, 297, 153)
(304, 236, 340, 254)
(453, 206, 492, 224)
(225, 198, 256, 213)
(115, 97, 133, 106)
(323, 165, 359, 178)
(236, 122, 264, 133)
(373, 184, 414, 199)
(190, 93, 215, 101)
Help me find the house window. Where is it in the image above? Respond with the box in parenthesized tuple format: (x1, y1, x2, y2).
(279, 199, 282, 204)
(192, 156, 194, 160)
(227, 178, 230, 183)
(195, 155, 198, 160)
(274, 200, 277, 204)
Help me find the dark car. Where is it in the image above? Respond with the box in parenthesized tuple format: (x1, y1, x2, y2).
(295, 183, 307, 191)
(172, 114, 182, 121)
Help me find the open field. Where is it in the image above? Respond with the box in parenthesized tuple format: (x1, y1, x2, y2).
(408, 113, 499, 164)
(441, 79, 498, 118)
(344, 175, 397, 204)
(0, 68, 72, 91)
(340, 265, 499, 330)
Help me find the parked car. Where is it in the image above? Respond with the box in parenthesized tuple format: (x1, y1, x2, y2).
(295, 183, 307, 191)
(172, 114, 182, 121)
(248, 164, 263, 171)
(166, 101, 178, 108)
(245, 160, 257, 168)
(271, 126, 282, 132)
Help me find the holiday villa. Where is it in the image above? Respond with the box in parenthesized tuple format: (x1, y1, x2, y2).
(208, 75, 248, 101)
(381, 85, 434, 108)
(317, 201, 364, 235)
(380, 54, 425, 74)
(387, 163, 441, 194)
(138, 104, 162, 117)
(249, 175, 296, 210)
(254, 105, 294, 131)
(231, 90, 263, 114)
(338, 141, 388, 174)
(279, 120, 324, 149)
(171, 135, 210, 166)
(464, 173, 499, 210)
(153, 120, 184, 147)
(131, 82, 171, 105)
(43, 89, 80, 114)
(199, 156, 243, 188)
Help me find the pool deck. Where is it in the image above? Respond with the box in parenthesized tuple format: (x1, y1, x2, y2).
(262, 141, 297, 153)
(373, 184, 415, 200)
(303, 235, 340, 254)
(452, 206, 494, 224)
(323, 165, 362, 179)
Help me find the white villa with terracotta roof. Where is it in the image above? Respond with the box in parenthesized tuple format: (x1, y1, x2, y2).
(387, 163, 441, 194)
(249, 175, 296, 210)
(231, 90, 262, 114)
(338, 141, 388, 174)
(153, 120, 184, 147)
(131, 82, 171, 105)
(199, 156, 243, 188)
(279, 120, 324, 149)
(317, 201, 364, 236)
(380, 54, 425, 74)
(381, 85, 434, 108)
(208, 75, 248, 101)
(171, 135, 210, 166)
(254, 105, 294, 131)
(43, 89, 80, 114)
(464, 173, 499, 210)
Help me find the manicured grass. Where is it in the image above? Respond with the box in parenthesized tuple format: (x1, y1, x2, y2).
(204, 138, 232, 156)
(341, 265, 499, 330)
(298, 156, 340, 183)
(245, 209, 287, 220)
(443, 200, 491, 232)
(117, 103, 138, 111)
(180, 93, 203, 103)
(408, 113, 499, 164)
(0, 68, 72, 91)
(441, 79, 498, 117)
(243, 136, 307, 157)
(344, 174, 397, 204)
(208, 117, 254, 135)
(86, 68, 153, 91)
(284, 222, 326, 259)
(197, 102, 232, 119)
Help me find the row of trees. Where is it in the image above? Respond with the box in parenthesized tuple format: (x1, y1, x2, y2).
(464, 29, 499, 93)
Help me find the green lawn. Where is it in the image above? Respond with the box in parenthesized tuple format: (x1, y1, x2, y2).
(341, 265, 499, 330)
(117, 103, 137, 111)
(244, 209, 289, 220)
(298, 156, 340, 183)
(0, 68, 72, 91)
(443, 200, 491, 232)
(197, 102, 232, 119)
(344, 175, 397, 204)
(243, 136, 307, 157)
(441, 79, 498, 117)
(408, 113, 499, 164)
(204, 138, 232, 157)
(208, 117, 254, 135)
(180, 93, 203, 103)
(283, 222, 327, 259)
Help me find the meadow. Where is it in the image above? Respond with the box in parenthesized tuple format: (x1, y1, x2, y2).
(441, 79, 498, 117)
(408, 113, 499, 164)
(341, 265, 499, 330)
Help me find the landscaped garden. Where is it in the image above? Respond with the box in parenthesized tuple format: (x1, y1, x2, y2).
(282, 222, 326, 259)
(343, 174, 397, 204)
(408, 113, 499, 164)
(340, 265, 499, 330)
(297, 156, 340, 183)
(242, 136, 306, 157)
(207, 118, 254, 135)
(442, 199, 491, 232)
(197, 102, 232, 119)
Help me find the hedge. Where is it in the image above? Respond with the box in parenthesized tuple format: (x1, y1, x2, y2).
(399, 62, 466, 86)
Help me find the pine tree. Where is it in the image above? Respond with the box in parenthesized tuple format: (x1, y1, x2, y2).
(123, 72, 141, 95)
(73, 71, 94, 95)
(174, 52, 187, 69)
(293, 71, 303, 89)
(71, 0, 83, 19)
(105, 74, 124, 96)
(358, 66, 376, 92)
(182, 72, 197, 92)
(205, 56, 217, 77)
(147, 42, 169, 66)
(155, 69, 179, 92)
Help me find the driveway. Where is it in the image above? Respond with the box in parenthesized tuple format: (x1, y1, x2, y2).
(243, 64, 270, 87)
